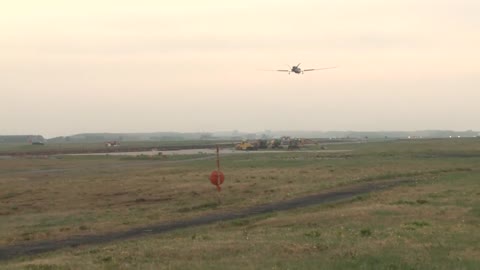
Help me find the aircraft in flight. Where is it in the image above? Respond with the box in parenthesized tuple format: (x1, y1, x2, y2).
(277, 63, 336, 74)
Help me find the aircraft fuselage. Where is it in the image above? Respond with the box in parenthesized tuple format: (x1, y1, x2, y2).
(291, 66, 302, 74)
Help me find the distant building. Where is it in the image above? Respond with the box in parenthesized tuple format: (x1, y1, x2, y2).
(105, 141, 120, 147)
(29, 135, 46, 145)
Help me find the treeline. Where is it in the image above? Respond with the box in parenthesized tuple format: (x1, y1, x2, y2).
(1, 130, 478, 144)
(0, 135, 45, 143)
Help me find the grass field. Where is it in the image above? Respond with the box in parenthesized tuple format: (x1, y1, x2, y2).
(0, 139, 479, 269)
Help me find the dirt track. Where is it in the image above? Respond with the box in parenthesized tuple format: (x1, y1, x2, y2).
(0, 178, 413, 261)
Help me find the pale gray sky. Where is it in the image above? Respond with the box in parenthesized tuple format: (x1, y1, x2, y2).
(1, 0, 479, 137)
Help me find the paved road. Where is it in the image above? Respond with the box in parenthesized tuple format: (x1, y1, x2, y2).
(0, 150, 351, 177)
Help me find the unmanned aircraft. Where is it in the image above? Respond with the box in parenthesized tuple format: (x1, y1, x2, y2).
(277, 63, 336, 74)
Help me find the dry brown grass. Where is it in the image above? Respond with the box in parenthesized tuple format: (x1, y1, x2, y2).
(0, 149, 476, 246)
(1, 139, 479, 269)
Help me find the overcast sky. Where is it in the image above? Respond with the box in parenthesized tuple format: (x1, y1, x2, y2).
(1, 0, 479, 138)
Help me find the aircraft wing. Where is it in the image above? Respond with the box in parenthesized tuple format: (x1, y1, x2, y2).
(303, 67, 337, 72)
(276, 70, 290, 72)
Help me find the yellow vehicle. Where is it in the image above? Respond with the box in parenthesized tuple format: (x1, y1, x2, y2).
(235, 141, 258, 151)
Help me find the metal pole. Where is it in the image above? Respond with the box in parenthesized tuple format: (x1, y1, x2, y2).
(216, 145, 220, 191)
(216, 145, 220, 172)
(216, 145, 221, 203)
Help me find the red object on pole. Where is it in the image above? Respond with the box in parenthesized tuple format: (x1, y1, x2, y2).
(209, 145, 224, 192)
(210, 170, 225, 191)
